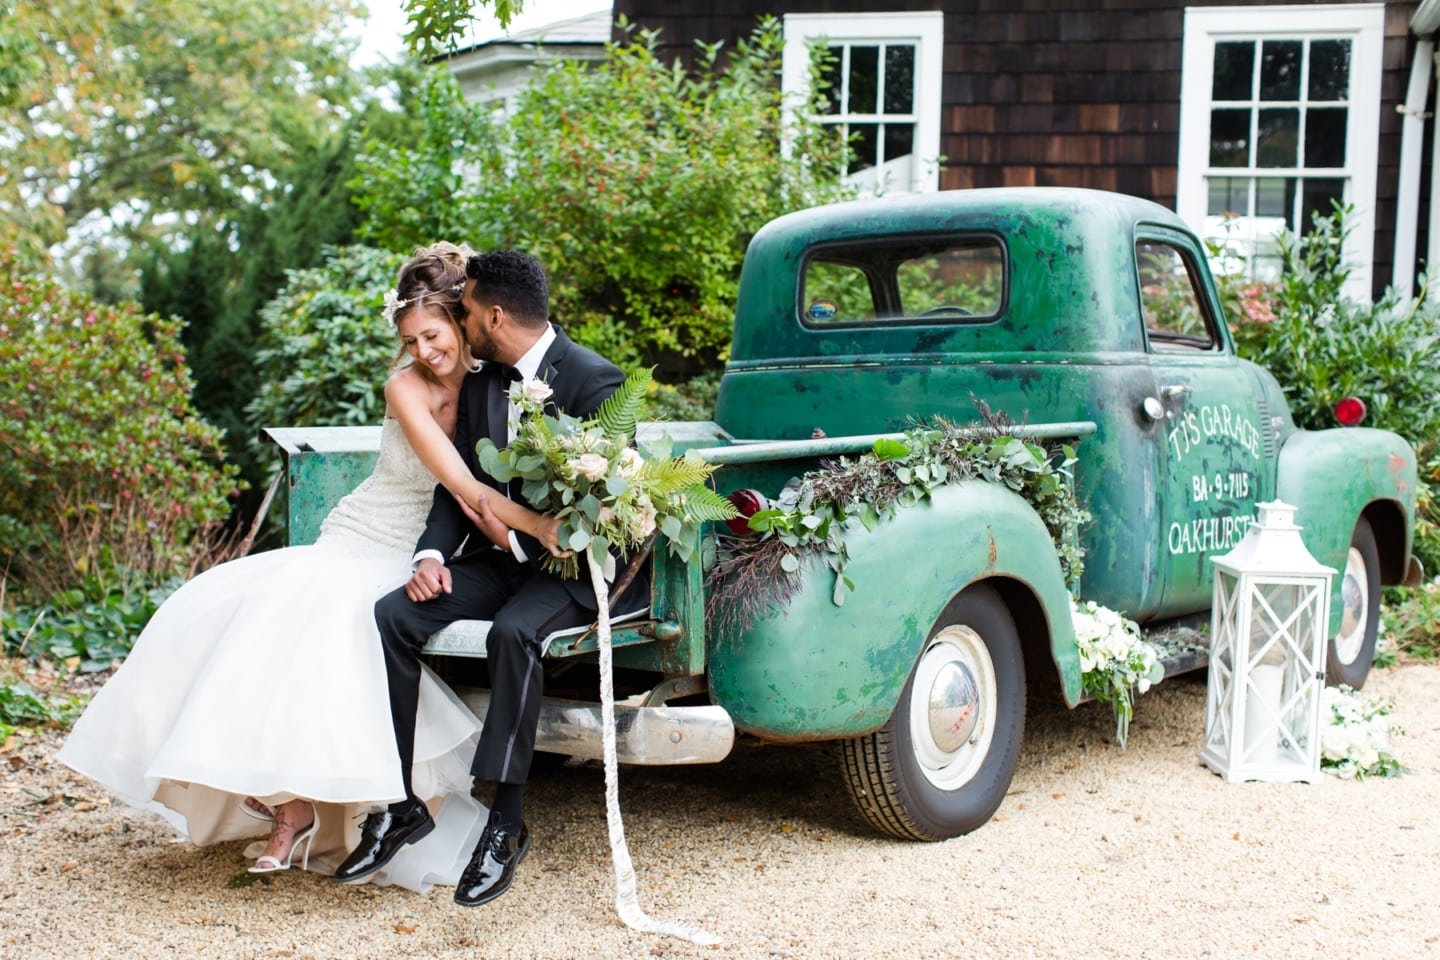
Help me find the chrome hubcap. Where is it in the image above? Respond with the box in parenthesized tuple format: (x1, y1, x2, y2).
(908, 626, 997, 790)
(1334, 544, 1369, 666)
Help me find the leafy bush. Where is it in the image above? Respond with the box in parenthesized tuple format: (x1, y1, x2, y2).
(1221, 209, 1440, 572)
(3, 577, 176, 670)
(1379, 581, 1440, 661)
(0, 253, 239, 602)
(245, 245, 407, 437)
(350, 18, 851, 382)
(0, 661, 83, 740)
(349, 69, 497, 258)
(645, 370, 722, 423)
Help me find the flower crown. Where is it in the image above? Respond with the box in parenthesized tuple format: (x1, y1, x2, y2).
(382, 282, 466, 326)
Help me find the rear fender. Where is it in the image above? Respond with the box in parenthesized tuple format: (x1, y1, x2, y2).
(707, 480, 1081, 741)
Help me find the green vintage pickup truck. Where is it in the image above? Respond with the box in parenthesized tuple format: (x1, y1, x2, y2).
(266, 187, 1419, 842)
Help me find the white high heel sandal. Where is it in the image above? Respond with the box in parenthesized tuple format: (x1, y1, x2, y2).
(249, 805, 318, 874)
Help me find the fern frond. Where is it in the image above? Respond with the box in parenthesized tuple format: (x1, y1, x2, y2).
(591, 369, 653, 442)
(673, 484, 740, 521)
(640, 455, 719, 494)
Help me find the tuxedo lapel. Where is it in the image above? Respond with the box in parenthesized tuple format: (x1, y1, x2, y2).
(484, 364, 508, 452)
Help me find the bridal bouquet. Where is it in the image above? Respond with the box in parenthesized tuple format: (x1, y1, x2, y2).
(476, 368, 735, 581)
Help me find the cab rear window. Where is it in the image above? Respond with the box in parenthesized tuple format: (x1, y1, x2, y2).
(800, 235, 1006, 327)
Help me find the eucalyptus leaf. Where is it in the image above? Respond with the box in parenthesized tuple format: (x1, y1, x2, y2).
(872, 437, 909, 460)
(579, 493, 601, 523)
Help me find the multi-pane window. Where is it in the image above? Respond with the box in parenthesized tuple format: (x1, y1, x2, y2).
(1176, 6, 1382, 297)
(817, 42, 917, 178)
(782, 12, 943, 194)
(1205, 37, 1351, 276)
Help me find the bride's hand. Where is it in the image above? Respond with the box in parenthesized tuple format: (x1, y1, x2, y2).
(532, 515, 572, 558)
(454, 492, 510, 548)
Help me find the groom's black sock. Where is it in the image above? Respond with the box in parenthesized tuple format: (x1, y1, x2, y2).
(492, 781, 525, 829)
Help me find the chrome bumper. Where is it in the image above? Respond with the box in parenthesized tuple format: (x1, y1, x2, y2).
(457, 689, 735, 765)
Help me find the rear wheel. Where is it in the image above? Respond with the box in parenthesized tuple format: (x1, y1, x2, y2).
(1328, 517, 1380, 689)
(839, 583, 1025, 841)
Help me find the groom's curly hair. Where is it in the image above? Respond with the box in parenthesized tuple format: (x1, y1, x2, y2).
(466, 250, 549, 328)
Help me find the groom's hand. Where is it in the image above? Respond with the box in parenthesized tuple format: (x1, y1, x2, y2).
(406, 557, 452, 603)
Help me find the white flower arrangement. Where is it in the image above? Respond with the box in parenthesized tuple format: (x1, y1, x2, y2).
(1320, 684, 1405, 780)
(1071, 598, 1164, 747)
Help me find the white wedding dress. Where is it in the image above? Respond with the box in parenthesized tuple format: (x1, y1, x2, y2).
(57, 418, 487, 892)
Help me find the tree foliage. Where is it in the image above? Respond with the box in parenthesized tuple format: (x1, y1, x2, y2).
(0, 0, 363, 271)
(349, 69, 499, 255)
(137, 109, 393, 470)
(351, 18, 851, 380)
(0, 252, 239, 603)
(245, 245, 407, 437)
(401, 0, 527, 60)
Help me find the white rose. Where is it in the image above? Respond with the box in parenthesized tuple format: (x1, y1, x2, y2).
(1102, 632, 1131, 661)
(628, 499, 658, 539)
(570, 453, 609, 482)
(617, 447, 643, 479)
(521, 378, 553, 404)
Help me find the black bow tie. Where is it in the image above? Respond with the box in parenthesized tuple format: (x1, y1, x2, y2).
(493, 363, 522, 385)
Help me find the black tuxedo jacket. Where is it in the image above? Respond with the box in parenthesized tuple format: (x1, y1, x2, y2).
(416, 324, 639, 609)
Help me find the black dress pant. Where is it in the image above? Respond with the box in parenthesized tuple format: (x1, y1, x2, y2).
(374, 549, 590, 796)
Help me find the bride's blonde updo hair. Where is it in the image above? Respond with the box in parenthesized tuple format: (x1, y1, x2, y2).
(385, 241, 476, 364)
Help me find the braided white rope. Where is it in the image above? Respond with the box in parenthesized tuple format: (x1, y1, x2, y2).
(588, 551, 721, 947)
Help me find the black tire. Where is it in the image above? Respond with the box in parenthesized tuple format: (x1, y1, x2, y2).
(839, 583, 1025, 841)
(1328, 517, 1380, 689)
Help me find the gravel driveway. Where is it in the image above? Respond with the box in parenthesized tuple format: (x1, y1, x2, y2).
(3, 661, 1437, 959)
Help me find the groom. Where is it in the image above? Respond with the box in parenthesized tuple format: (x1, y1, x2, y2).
(334, 250, 649, 906)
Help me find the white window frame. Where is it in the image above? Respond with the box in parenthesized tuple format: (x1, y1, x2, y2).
(1176, 3, 1384, 299)
(781, 12, 944, 194)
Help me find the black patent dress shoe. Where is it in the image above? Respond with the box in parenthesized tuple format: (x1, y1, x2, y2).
(454, 812, 530, 907)
(333, 798, 435, 883)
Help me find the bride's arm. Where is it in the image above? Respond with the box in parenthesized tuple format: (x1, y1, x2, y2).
(385, 374, 564, 553)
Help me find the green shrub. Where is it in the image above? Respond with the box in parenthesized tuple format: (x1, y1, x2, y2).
(0, 661, 83, 740)
(0, 253, 239, 602)
(645, 369, 722, 423)
(1222, 209, 1440, 572)
(3, 577, 176, 670)
(1380, 582, 1440, 661)
(245, 245, 406, 438)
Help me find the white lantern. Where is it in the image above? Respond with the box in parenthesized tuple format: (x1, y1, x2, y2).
(1200, 501, 1334, 782)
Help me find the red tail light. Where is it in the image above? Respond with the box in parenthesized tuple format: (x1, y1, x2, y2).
(1334, 396, 1367, 427)
(726, 488, 767, 537)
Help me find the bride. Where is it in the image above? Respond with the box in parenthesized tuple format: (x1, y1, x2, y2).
(57, 242, 561, 891)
